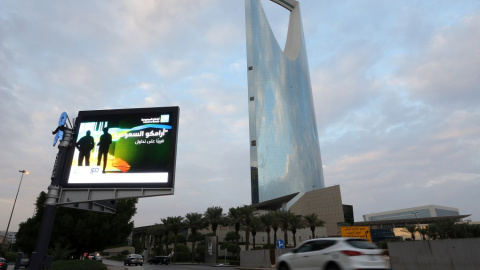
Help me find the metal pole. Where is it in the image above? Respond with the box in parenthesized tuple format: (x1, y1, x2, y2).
(2, 170, 28, 247)
(29, 128, 73, 270)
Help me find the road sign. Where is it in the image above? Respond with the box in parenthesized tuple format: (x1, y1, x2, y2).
(276, 239, 285, 249)
(340, 226, 372, 242)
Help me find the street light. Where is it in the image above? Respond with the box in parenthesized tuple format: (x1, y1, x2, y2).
(412, 211, 420, 226)
(2, 170, 29, 247)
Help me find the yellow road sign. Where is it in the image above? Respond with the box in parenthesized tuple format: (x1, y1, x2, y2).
(340, 226, 372, 241)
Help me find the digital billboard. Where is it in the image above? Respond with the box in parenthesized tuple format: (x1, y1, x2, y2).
(62, 107, 179, 189)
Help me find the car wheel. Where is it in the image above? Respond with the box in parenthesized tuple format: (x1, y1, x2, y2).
(124, 262, 126, 266)
(140, 264, 143, 266)
(325, 263, 341, 270)
(278, 262, 290, 270)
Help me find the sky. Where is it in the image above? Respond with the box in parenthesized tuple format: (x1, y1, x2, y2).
(1, 0, 480, 233)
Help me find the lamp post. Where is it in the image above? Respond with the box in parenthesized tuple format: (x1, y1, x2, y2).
(2, 170, 29, 247)
(412, 211, 420, 226)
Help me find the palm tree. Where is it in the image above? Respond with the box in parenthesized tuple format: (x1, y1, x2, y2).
(228, 207, 242, 245)
(161, 216, 184, 262)
(228, 207, 243, 261)
(402, 225, 417, 240)
(249, 216, 264, 249)
(147, 223, 165, 255)
(416, 227, 428, 240)
(437, 220, 456, 239)
(277, 210, 295, 246)
(238, 205, 256, 250)
(185, 212, 208, 262)
(303, 213, 325, 239)
(204, 206, 224, 236)
(162, 225, 171, 255)
(259, 212, 275, 247)
(289, 215, 305, 247)
(426, 223, 439, 240)
(272, 212, 280, 245)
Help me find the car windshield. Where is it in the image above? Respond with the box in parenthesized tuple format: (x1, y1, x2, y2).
(345, 239, 378, 249)
(132, 255, 142, 258)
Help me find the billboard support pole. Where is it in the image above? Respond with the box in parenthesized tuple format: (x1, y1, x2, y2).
(29, 129, 73, 270)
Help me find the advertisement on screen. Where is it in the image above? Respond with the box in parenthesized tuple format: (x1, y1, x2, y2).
(62, 107, 179, 188)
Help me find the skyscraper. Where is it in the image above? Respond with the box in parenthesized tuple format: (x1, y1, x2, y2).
(246, 0, 325, 207)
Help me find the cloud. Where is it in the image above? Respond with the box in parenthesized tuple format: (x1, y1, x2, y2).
(1, 0, 480, 233)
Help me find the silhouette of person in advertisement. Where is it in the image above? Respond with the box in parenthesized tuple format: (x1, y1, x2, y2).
(97, 127, 112, 173)
(76, 130, 94, 166)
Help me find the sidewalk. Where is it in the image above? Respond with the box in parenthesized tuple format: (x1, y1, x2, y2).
(107, 266, 142, 270)
(107, 266, 126, 270)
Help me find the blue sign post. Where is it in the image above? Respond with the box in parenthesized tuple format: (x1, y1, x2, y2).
(276, 239, 285, 249)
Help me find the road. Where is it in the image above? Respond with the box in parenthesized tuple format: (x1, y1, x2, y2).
(6, 259, 243, 270)
(103, 259, 241, 270)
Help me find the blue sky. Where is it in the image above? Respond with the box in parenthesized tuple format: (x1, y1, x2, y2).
(1, 0, 479, 232)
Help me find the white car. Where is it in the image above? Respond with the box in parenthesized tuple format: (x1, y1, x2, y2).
(276, 237, 389, 270)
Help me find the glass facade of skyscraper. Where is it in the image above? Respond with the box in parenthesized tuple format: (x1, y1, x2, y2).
(245, 0, 324, 206)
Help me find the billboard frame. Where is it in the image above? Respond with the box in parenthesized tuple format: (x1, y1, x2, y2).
(60, 106, 179, 191)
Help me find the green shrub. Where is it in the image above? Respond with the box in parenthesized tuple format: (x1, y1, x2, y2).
(49, 260, 107, 270)
(227, 244, 240, 254)
(263, 244, 275, 249)
(3, 251, 17, 262)
(175, 243, 190, 253)
(175, 243, 191, 262)
(175, 252, 191, 262)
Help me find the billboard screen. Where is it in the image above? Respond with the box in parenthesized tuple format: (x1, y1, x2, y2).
(62, 107, 179, 189)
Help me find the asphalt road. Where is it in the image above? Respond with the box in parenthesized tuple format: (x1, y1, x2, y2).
(6, 259, 242, 270)
(103, 259, 241, 270)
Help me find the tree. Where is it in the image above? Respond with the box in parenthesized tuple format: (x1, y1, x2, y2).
(16, 192, 46, 254)
(289, 215, 305, 247)
(204, 206, 224, 236)
(184, 212, 208, 262)
(48, 243, 75, 261)
(437, 220, 456, 239)
(163, 225, 171, 255)
(238, 205, 256, 250)
(426, 223, 439, 240)
(272, 213, 280, 246)
(225, 231, 240, 242)
(259, 212, 275, 248)
(416, 227, 428, 240)
(227, 207, 242, 245)
(402, 225, 417, 240)
(227, 207, 243, 261)
(16, 192, 137, 256)
(303, 213, 324, 239)
(147, 224, 165, 255)
(249, 216, 264, 249)
(161, 216, 185, 263)
(277, 210, 295, 246)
